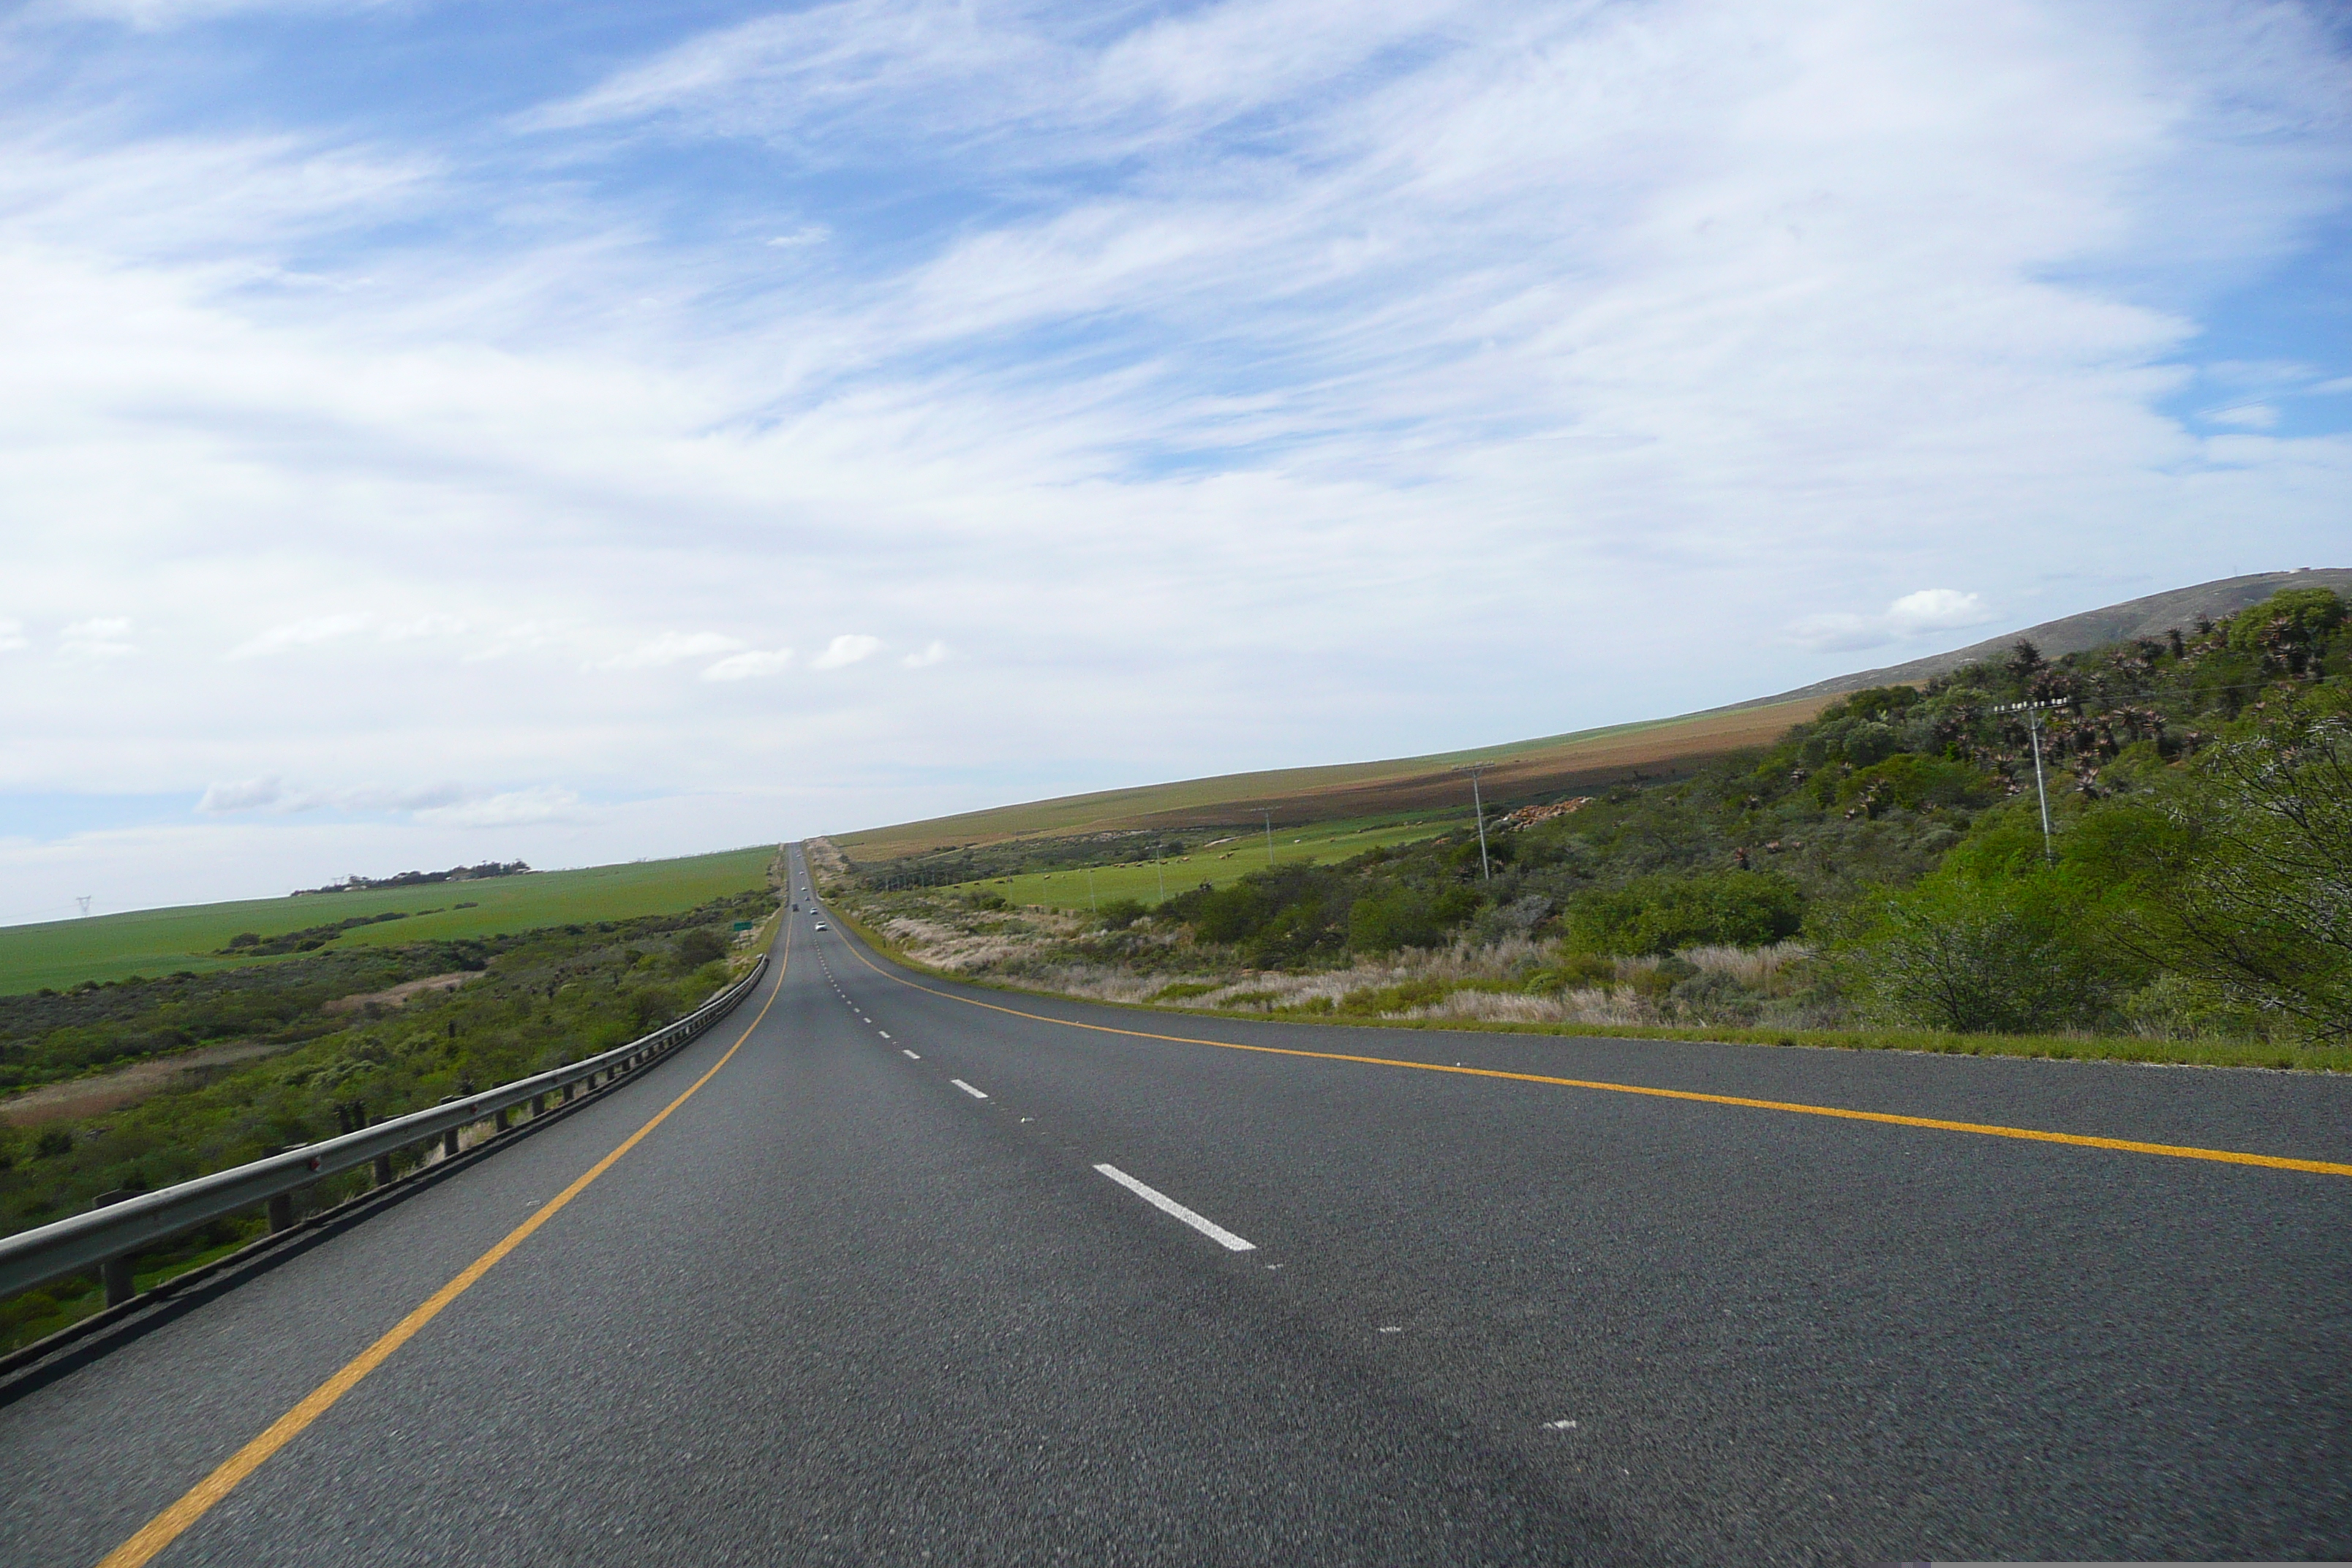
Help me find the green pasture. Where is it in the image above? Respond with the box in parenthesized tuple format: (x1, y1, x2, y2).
(951, 814, 1468, 911)
(0, 846, 779, 995)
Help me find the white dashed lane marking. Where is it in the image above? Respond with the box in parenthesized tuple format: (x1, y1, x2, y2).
(951, 1079, 988, 1099)
(1093, 1164, 1256, 1253)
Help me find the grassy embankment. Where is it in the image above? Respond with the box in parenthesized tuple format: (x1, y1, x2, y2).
(0, 846, 778, 995)
(819, 887, 2352, 1074)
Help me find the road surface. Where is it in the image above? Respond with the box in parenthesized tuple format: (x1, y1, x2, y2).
(4, 848, 2348, 1564)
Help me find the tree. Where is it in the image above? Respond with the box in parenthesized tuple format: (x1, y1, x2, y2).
(2081, 692, 2352, 1041)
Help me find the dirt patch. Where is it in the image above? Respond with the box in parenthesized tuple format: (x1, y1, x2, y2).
(322, 972, 478, 1014)
(0, 1040, 292, 1127)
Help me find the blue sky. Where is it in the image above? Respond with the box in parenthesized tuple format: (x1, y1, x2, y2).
(2, 0, 2349, 921)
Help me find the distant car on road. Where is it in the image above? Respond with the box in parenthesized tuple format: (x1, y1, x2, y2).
(813, 921, 828, 930)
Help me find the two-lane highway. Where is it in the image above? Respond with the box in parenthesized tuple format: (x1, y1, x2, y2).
(4, 845, 2348, 1563)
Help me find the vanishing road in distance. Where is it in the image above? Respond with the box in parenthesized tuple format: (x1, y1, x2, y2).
(6, 848, 2348, 1563)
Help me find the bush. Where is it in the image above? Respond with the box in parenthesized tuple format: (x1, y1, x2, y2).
(1346, 889, 1442, 954)
(1098, 898, 1148, 930)
(1526, 952, 1618, 993)
(1565, 872, 1804, 956)
(1848, 870, 2113, 1033)
(1668, 968, 1762, 1022)
(673, 929, 729, 969)
(1186, 883, 1272, 943)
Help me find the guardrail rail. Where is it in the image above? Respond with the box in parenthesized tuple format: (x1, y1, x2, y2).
(0, 952, 769, 1309)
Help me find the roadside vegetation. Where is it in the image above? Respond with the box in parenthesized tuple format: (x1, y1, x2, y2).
(823, 586, 2352, 1065)
(0, 885, 777, 1354)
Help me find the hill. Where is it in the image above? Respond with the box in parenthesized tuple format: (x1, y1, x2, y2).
(1756, 569, 2352, 703)
(834, 698, 1834, 863)
(837, 570, 2348, 864)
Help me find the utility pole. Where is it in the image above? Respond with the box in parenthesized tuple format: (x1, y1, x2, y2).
(1262, 810, 1276, 867)
(1451, 764, 1494, 881)
(1993, 698, 2066, 862)
(1086, 865, 1097, 911)
(1155, 841, 1166, 902)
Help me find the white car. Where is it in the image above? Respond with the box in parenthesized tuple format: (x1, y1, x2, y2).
(813, 921, 828, 930)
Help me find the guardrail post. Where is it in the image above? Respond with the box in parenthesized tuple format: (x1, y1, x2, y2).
(267, 1192, 295, 1233)
(529, 1093, 546, 1117)
(443, 1127, 460, 1159)
(494, 1106, 510, 1133)
(92, 1188, 140, 1305)
(372, 1153, 394, 1187)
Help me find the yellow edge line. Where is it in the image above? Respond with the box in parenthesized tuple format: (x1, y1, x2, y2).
(832, 919, 2352, 1181)
(97, 921, 792, 1568)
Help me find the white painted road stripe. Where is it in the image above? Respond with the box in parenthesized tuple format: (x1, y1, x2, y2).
(1093, 1164, 1256, 1252)
(903, 1049, 921, 1060)
(878, 1031, 891, 1039)
(951, 1079, 987, 1098)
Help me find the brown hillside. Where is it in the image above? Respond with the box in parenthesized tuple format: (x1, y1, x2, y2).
(837, 697, 1832, 862)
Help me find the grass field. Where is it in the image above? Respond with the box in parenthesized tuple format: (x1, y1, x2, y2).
(943, 813, 1470, 911)
(835, 696, 1834, 863)
(0, 846, 779, 995)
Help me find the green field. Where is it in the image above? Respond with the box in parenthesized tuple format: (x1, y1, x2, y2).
(945, 814, 1469, 911)
(0, 846, 780, 995)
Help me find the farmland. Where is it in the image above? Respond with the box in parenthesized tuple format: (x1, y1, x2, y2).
(0, 847, 778, 995)
(941, 813, 1472, 911)
(834, 698, 1834, 864)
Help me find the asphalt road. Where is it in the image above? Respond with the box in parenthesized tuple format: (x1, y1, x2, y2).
(4, 846, 2349, 1564)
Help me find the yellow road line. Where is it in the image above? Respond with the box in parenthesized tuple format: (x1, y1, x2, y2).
(831, 922, 2352, 1181)
(97, 923, 793, 1568)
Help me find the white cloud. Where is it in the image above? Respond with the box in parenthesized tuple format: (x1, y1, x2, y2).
(381, 614, 467, 641)
(59, 619, 137, 658)
(0, 619, 26, 654)
(227, 614, 369, 659)
(197, 775, 284, 813)
(700, 648, 794, 680)
(1788, 589, 1997, 653)
(599, 631, 747, 669)
(766, 225, 830, 249)
(901, 639, 949, 668)
(412, 787, 588, 829)
(812, 634, 883, 670)
(1883, 589, 1995, 637)
(196, 776, 472, 814)
(2204, 403, 2281, 429)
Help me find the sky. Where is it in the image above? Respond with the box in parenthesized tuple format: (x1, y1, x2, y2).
(2, 0, 2349, 922)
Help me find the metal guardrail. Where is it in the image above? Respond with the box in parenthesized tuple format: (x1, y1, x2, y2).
(0, 952, 769, 1305)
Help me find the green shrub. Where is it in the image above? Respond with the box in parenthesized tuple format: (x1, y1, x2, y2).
(1565, 872, 1803, 956)
(1848, 869, 2113, 1033)
(1526, 951, 1618, 992)
(1346, 889, 1442, 954)
(1098, 898, 1149, 930)
(673, 929, 728, 968)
